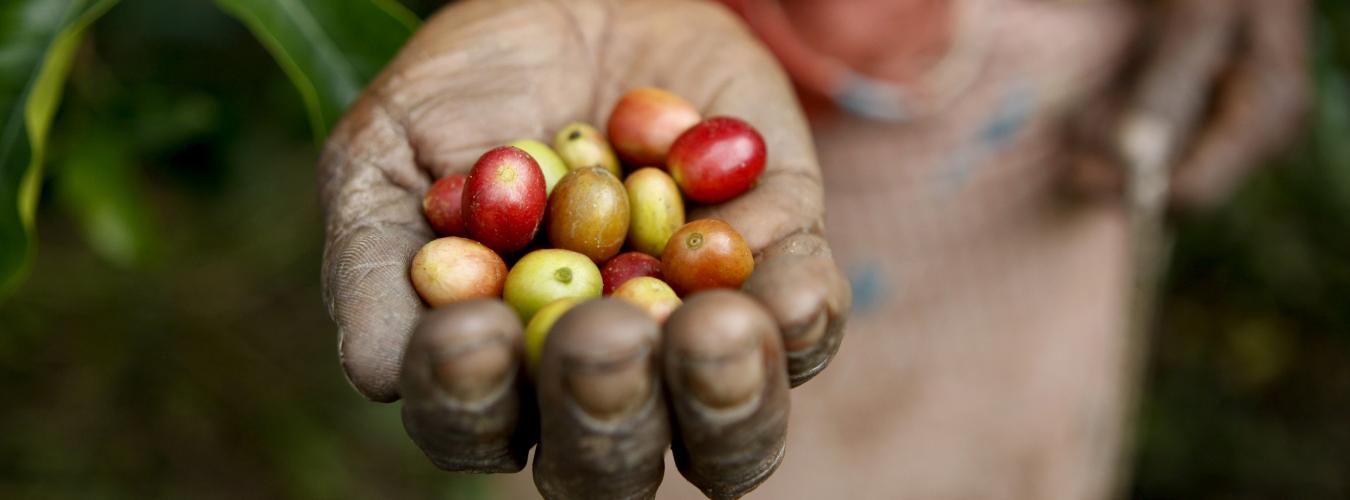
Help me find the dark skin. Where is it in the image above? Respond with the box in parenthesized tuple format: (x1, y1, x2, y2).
(319, 0, 848, 497)
(322, 0, 1307, 498)
(1067, 0, 1309, 210)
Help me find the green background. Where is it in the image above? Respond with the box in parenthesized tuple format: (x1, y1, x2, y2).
(1, 1, 1348, 498)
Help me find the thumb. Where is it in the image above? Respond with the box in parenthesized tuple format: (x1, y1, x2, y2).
(321, 98, 433, 402)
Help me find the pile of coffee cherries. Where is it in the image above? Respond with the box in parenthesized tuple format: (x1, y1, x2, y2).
(410, 87, 766, 370)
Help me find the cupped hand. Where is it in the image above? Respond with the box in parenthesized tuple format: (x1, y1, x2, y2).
(318, 0, 849, 497)
(1066, 0, 1308, 210)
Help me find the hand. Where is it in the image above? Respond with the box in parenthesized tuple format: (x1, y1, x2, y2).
(317, 0, 850, 497)
(1066, 0, 1309, 210)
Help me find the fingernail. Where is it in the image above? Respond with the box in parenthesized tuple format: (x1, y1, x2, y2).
(782, 311, 827, 352)
(431, 336, 514, 403)
(680, 338, 765, 409)
(564, 347, 654, 420)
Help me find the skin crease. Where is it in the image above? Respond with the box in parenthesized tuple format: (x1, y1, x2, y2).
(320, 1, 848, 497)
(321, 0, 1305, 498)
(662, 290, 788, 499)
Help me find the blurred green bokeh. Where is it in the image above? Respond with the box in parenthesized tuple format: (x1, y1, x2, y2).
(0, 1, 1347, 499)
(0, 1, 486, 499)
(1132, 4, 1350, 498)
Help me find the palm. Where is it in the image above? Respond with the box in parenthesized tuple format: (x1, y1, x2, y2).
(375, 0, 820, 245)
(320, 0, 848, 497)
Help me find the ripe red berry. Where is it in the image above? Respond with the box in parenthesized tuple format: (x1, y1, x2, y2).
(601, 251, 664, 295)
(423, 174, 467, 236)
(463, 146, 548, 254)
(667, 117, 766, 204)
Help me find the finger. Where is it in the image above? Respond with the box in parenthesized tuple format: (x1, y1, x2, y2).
(399, 299, 535, 472)
(1124, 0, 1240, 145)
(1063, 0, 1238, 202)
(1169, 0, 1310, 210)
(602, 0, 824, 251)
(601, 1, 850, 390)
(321, 98, 435, 402)
(742, 233, 850, 387)
(1061, 94, 1128, 200)
(533, 299, 669, 499)
(663, 290, 789, 499)
(321, 0, 607, 402)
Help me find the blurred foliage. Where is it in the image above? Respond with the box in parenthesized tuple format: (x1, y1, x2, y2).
(0, 0, 483, 498)
(0, 0, 1347, 499)
(1131, 1, 1350, 499)
(215, 0, 418, 142)
(54, 120, 156, 268)
(0, 0, 118, 296)
(2, 0, 417, 294)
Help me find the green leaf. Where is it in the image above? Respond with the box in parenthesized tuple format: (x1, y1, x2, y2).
(214, 0, 419, 143)
(56, 126, 156, 268)
(0, 0, 120, 297)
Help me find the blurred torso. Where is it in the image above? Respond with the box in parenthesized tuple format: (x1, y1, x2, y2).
(702, 1, 1141, 498)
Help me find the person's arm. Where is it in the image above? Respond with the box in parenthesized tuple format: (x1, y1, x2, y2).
(1068, 0, 1310, 210)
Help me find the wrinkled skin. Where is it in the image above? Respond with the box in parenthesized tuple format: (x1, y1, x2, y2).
(318, 0, 847, 497)
(322, 0, 1306, 498)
